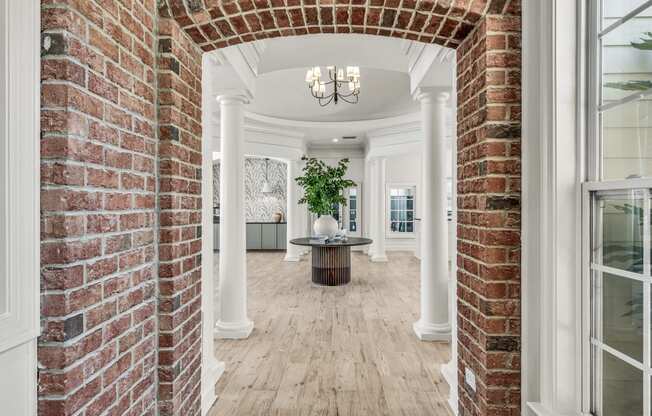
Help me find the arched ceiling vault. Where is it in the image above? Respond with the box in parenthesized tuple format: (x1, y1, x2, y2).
(159, 0, 509, 51)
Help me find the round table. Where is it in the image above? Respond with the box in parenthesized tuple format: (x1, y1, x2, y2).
(290, 237, 373, 286)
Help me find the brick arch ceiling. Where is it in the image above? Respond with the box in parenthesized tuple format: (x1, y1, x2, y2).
(159, 0, 509, 51)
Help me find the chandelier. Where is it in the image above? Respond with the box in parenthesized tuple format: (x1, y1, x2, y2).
(305, 66, 361, 107)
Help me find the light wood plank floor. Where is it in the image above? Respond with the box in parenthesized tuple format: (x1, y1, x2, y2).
(209, 251, 452, 416)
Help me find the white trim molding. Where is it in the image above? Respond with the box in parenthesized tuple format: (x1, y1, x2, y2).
(0, 0, 40, 414)
(0, 0, 40, 354)
(522, 0, 585, 415)
(201, 53, 225, 416)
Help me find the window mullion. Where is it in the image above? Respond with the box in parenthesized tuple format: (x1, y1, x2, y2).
(594, 195, 605, 415)
(644, 192, 651, 415)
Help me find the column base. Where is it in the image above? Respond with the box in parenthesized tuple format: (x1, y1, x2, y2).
(284, 253, 301, 262)
(201, 359, 225, 416)
(371, 254, 388, 262)
(413, 320, 451, 341)
(215, 319, 254, 339)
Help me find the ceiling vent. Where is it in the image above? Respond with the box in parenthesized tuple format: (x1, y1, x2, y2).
(342, 136, 357, 140)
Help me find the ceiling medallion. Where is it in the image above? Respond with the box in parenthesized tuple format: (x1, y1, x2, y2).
(305, 66, 360, 107)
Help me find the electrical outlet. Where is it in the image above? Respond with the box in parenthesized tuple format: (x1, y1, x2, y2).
(464, 367, 477, 392)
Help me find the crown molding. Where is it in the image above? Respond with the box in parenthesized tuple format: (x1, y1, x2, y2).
(307, 146, 365, 159)
(244, 110, 421, 131)
(366, 120, 421, 139)
(244, 122, 306, 140)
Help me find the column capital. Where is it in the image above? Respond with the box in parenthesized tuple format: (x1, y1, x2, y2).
(216, 88, 252, 105)
(413, 88, 450, 104)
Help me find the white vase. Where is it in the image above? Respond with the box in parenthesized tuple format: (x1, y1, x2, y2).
(313, 215, 339, 238)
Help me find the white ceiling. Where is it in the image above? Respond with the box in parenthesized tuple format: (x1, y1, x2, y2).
(213, 35, 455, 149)
(256, 34, 409, 74)
(248, 67, 419, 123)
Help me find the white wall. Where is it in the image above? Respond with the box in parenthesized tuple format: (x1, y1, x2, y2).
(310, 155, 365, 183)
(385, 153, 422, 251)
(303, 152, 365, 237)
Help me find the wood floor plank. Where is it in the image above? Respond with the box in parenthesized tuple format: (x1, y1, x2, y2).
(209, 251, 452, 416)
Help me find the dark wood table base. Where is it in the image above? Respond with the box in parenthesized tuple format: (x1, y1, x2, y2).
(311, 246, 351, 286)
(290, 237, 372, 287)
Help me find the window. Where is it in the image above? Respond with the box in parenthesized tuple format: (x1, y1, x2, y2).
(588, 189, 648, 415)
(597, 1, 652, 180)
(326, 186, 361, 235)
(330, 202, 342, 228)
(387, 185, 415, 235)
(349, 187, 358, 232)
(587, 2, 652, 415)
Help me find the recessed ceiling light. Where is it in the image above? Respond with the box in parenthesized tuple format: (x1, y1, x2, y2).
(332, 138, 339, 143)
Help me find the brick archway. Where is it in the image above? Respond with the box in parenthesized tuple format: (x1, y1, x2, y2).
(159, 0, 494, 49)
(39, 1, 521, 415)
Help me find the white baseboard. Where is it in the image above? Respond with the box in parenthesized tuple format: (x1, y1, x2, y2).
(201, 360, 225, 415)
(385, 238, 416, 252)
(526, 403, 591, 416)
(215, 320, 254, 339)
(441, 360, 458, 415)
(413, 320, 451, 341)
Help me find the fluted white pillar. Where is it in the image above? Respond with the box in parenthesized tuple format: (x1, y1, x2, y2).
(371, 157, 388, 262)
(215, 92, 253, 339)
(285, 159, 301, 261)
(413, 89, 451, 341)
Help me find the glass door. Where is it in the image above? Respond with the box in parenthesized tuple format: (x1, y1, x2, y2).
(345, 185, 361, 237)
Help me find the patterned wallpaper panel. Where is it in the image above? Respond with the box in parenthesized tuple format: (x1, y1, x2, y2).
(213, 158, 287, 222)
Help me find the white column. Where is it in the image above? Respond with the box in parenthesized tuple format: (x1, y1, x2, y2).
(200, 55, 224, 415)
(215, 92, 253, 339)
(362, 158, 371, 254)
(297, 159, 310, 255)
(371, 157, 388, 262)
(367, 158, 377, 258)
(285, 159, 301, 261)
(413, 89, 451, 341)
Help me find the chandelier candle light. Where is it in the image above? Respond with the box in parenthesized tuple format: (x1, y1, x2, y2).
(305, 66, 361, 107)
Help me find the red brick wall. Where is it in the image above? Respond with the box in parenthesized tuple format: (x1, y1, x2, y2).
(39, 0, 159, 414)
(38, 0, 522, 415)
(156, 15, 205, 416)
(456, 2, 522, 415)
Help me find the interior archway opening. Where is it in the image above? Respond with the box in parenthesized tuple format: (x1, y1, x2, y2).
(202, 33, 459, 414)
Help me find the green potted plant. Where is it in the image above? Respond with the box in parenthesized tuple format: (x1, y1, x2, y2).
(295, 156, 356, 237)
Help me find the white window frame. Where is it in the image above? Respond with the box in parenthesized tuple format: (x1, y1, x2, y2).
(385, 183, 417, 239)
(582, 179, 652, 416)
(521, 0, 586, 415)
(582, 1, 652, 415)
